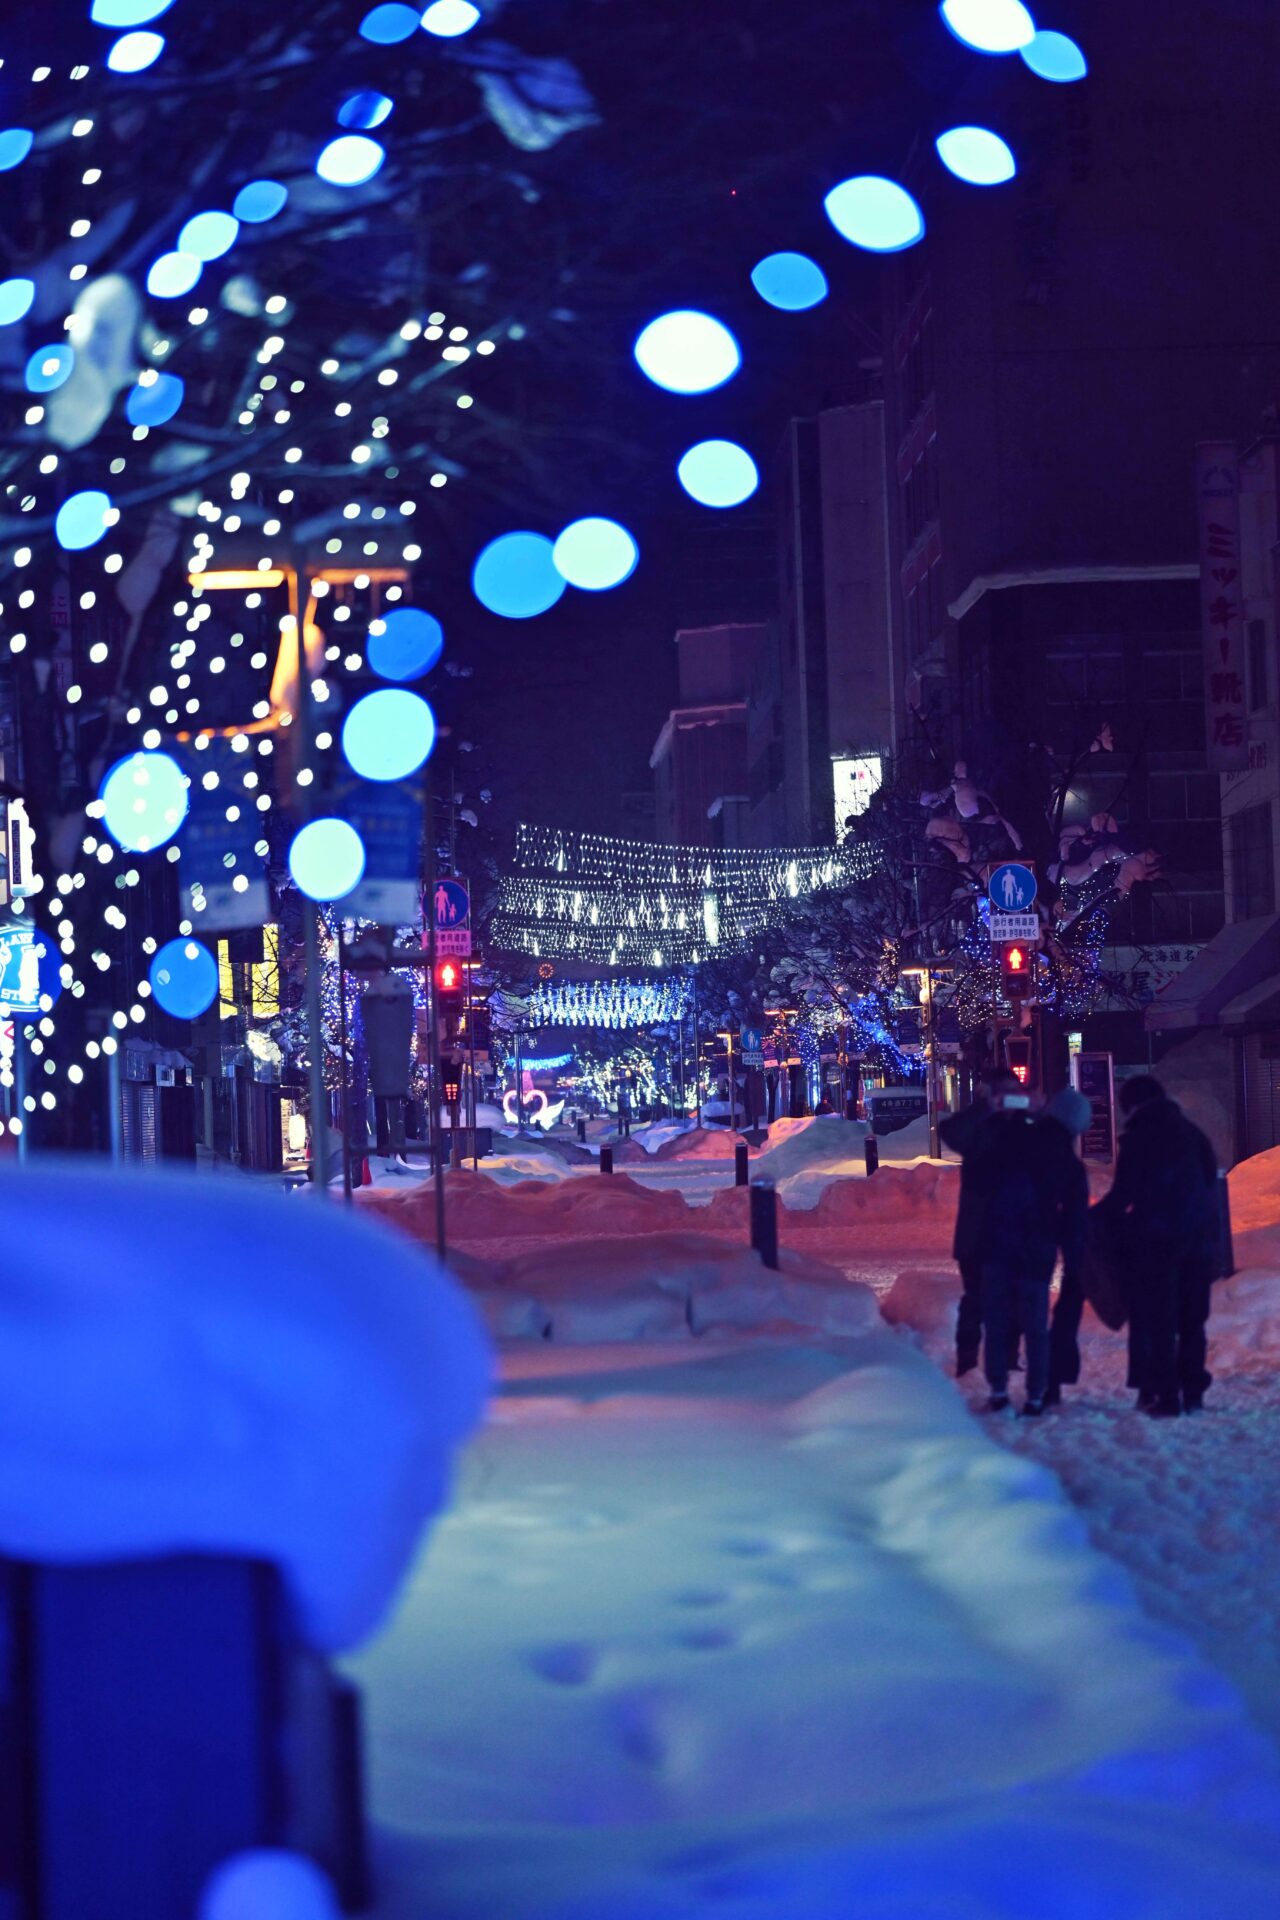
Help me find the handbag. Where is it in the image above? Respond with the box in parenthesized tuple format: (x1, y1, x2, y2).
(1081, 1192, 1128, 1332)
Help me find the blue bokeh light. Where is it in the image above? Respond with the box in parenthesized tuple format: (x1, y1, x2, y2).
(633, 311, 741, 395)
(0, 278, 35, 327)
(149, 937, 218, 1019)
(750, 252, 828, 311)
(472, 532, 567, 619)
(146, 251, 202, 298)
(824, 176, 924, 253)
(1021, 28, 1087, 81)
(100, 750, 189, 853)
(108, 29, 165, 70)
(178, 210, 239, 262)
(55, 490, 114, 552)
(25, 344, 75, 394)
(338, 91, 394, 130)
(421, 0, 481, 35)
(677, 440, 759, 508)
(90, 0, 175, 23)
(232, 179, 288, 224)
(368, 607, 445, 682)
(552, 518, 639, 592)
(126, 370, 184, 426)
(939, 0, 1036, 55)
(342, 690, 437, 782)
(288, 819, 367, 903)
(0, 129, 33, 171)
(359, 4, 420, 44)
(936, 125, 1017, 185)
(316, 135, 385, 188)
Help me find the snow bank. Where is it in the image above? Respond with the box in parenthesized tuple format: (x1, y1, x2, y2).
(355, 1318, 1280, 1920)
(0, 1162, 490, 1652)
(363, 1168, 692, 1243)
(466, 1233, 881, 1344)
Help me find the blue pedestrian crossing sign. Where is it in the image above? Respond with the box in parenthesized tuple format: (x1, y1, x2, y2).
(432, 876, 471, 957)
(989, 863, 1037, 912)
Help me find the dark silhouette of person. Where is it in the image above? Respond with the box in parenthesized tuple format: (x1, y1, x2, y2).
(967, 1083, 1089, 1416)
(1109, 1075, 1220, 1416)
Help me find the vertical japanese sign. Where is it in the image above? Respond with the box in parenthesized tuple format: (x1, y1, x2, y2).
(1196, 442, 1249, 772)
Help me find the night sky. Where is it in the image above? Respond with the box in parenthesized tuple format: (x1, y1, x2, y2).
(437, 0, 983, 841)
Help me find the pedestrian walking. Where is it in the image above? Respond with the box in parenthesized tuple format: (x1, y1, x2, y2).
(939, 1074, 997, 1376)
(1040, 1086, 1093, 1406)
(967, 1082, 1089, 1416)
(1110, 1075, 1220, 1417)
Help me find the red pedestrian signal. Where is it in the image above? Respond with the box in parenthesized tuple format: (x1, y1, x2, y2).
(1000, 942, 1031, 998)
(436, 960, 461, 993)
(1004, 1035, 1033, 1086)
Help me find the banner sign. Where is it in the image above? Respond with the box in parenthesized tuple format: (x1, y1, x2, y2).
(0, 923, 62, 1015)
(177, 740, 269, 931)
(989, 911, 1040, 943)
(343, 780, 421, 925)
(1196, 442, 1249, 771)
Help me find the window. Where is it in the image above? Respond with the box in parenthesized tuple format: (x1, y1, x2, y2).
(1230, 803, 1275, 920)
(1249, 617, 1269, 711)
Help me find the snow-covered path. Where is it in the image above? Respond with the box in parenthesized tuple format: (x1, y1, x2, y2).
(351, 1319, 1280, 1919)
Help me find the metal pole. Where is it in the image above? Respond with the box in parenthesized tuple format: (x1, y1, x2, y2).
(692, 976, 702, 1127)
(107, 1038, 124, 1165)
(303, 909, 329, 1192)
(925, 968, 940, 1160)
(514, 1028, 523, 1135)
(15, 1022, 29, 1164)
(424, 786, 447, 1260)
(338, 938, 353, 1202)
(726, 1031, 737, 1132)
(466, 960, 479, 1171)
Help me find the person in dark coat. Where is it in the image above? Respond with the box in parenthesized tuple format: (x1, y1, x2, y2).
(1041, 1086, 1092, 1406)
(1111, 1075, 1220, 1417)
(939, 1075, 995, 1376)
(967, 1086, 1089, 1416)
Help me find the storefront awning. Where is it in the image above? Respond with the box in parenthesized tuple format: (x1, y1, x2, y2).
(1219, 971, 1280, 1029)
(1145, 913, 1280, 1031)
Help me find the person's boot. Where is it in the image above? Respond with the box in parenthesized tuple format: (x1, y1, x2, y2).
(1020, 1395, 1045, 1418)
(985, 1391, 1011, 1413)
(1042, 1381, 1062, 1408)
(956, 1346, 980, 1378)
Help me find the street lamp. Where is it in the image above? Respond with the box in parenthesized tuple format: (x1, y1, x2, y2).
(901, 961, 955, 1161)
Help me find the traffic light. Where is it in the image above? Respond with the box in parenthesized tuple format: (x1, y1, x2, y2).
(1004, 1034, 1033, 1087)
(435, 958, 464, 1045)
(1000, 942, 1031, 999)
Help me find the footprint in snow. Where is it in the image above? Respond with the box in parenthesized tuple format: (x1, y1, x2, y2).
(525, 1641, 602, 1687)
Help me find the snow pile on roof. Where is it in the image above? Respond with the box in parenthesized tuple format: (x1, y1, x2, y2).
(0, 1162, 490, 1652)
(460, 1232, 880, 1343)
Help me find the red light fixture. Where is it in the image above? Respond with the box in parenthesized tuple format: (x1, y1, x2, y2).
(436, 960, 460, 992)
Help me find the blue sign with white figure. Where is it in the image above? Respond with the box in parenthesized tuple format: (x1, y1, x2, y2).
(989, 863, 1037, 911)
(0, 925, 61, 1014)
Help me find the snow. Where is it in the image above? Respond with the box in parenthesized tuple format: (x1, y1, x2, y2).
(459, 1234, 882, 1344)
(0, 1161, 490, 1651)
(353, 1316, 1280, 1918)
(199, 1851, 339, 1919)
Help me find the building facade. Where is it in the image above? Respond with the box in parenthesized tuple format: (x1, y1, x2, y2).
(650, 624, 764, 846)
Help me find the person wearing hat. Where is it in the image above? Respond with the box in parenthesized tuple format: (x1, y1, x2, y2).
(1041, 1086, 1092, 1407)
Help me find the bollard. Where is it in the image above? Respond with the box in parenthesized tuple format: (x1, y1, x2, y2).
(576, 1117, 587, 1144)
(735, 1138, 750, 1187)
(749, 1178, 779, 1271)
(864, 1134, 880, 1177)
(600, 1144, 614, 1176)
(1218, 1167, 1236, 1278)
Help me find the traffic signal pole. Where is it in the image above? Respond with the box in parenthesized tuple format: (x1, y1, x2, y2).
(424, 785, 447, 1261)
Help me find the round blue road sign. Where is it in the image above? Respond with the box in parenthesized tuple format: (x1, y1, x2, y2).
(989, 863, 1037, 911)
